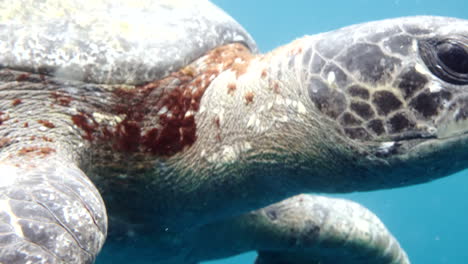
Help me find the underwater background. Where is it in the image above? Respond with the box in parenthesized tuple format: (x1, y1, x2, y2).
(204, 0, 468, 263)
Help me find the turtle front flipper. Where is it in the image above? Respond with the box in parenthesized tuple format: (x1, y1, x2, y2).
(0, 158, 107, 263)
(190, 194, 408, 264)
(0, 69, 107, 263)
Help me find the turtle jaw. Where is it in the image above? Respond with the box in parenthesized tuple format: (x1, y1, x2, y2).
(365, 120, 468, 189)
(400, 129, 468, 177)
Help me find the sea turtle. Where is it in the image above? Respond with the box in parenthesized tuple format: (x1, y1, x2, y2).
(0, 0, 467, 263)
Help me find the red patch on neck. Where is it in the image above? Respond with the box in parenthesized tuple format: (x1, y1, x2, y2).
(71, 43, 253, 157)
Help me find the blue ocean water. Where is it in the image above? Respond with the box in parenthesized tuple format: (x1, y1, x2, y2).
(205, 0, 468, 263)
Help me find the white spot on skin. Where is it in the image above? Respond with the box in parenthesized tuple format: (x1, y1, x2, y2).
(327, 71, 336, 84)
(0, 200, 24, 238)
(291, 100, 298, 108)
(0, 164, 18, 187)
(92, 112, 122, 124)
(247, 114, 257, 128)
(118, 174, 127, 179)
(255, 119, 261, 128)
(217, 109, 225, 124)
(158, 106, 168, 115)
(199, 106, 206, 114)
(412, 39, 418, 53)
(429, 81, 443, 93)
(415, 63, 429, 75)
(427, 126, 437, 135)
(221, 145, 237, 163)
(267, 102, 274, 110)
(243, 142, 252, 151)
(207, 153, 218, 163)
(379, 58, 386, 67)
(275, 97, 284, 105)
(184, 111, 193, 118)
(378, 141, 395, 154)
(297, 102, 307, 114)
(278, 116, 289, 122)
(258, 105, 265, 113)
(234, 58, 244, 64)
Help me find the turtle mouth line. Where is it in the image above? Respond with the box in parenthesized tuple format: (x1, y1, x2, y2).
(387, 132, 437, 142)
(404, 129, 468, 159)
(373, 129, 468, 158)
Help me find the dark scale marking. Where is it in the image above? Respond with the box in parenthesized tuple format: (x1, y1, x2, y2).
(340, 112, 362, 126)
(339, 43, 401, 84)
(388, 113, 414, 133)
(350, 101, 375, 119)
(367, 119, 385, 135)
(383, 34, 413, 56)
(397, 68, 428, 99)
(410, 93, 438, 118)
(410, 91, 452, 118)
(454, 98, 468, 121)
(344, 127, 370, 140)
(308, 78, 347, 118)
(347, 85, 370, 100)
(315, 31, 349, 59)
(302, 223, 321, 245)
(265, 208, 278, 221)
(310, 53, 326, 74)
(372, 91, 402, 115)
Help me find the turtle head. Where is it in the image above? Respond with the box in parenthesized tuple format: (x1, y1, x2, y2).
(298, 16, 468, 190)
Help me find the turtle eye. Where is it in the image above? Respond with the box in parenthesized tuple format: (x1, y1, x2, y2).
(437, 41, 468, 74)
(419, 38, 468, 85)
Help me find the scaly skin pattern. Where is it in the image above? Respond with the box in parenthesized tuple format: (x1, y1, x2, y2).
(0, 2, 467, 264)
